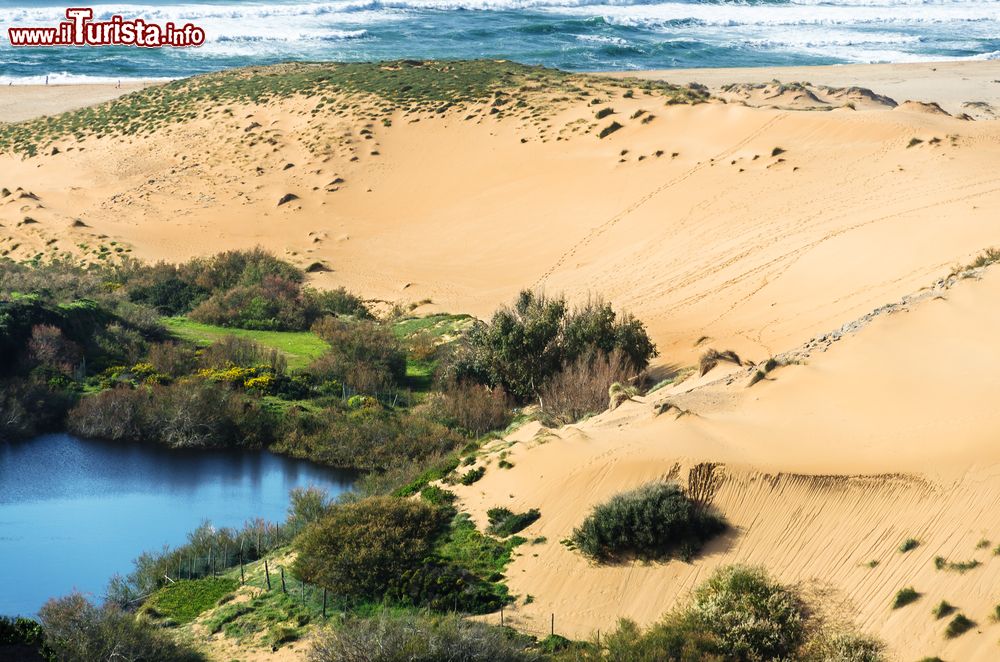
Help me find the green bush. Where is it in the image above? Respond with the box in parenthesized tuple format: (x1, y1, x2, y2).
(486, 508, 541, 537)
(309, 612, 539, 662)
(571, 482, 725, 562)
(892, 587, 920, 609)
(293, 497, 450, 601)
(944, 613, 974, 638)
(309, 317, 407, 394)
(690, 566, 805, 660)
(38, 593, 204, 662)
(446, 291, 656, 401)
(460, 466, 486, 485)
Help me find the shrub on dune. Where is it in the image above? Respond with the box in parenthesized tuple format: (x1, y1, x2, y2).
(571, 482, 725, 563)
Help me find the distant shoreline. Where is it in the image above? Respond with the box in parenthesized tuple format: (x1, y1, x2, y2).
(3, 59, 1000, 123)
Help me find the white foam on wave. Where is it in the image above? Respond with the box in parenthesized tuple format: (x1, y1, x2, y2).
(0, 72, 177, 85)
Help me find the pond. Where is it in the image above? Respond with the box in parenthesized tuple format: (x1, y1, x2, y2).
(0, 433, 355, 617)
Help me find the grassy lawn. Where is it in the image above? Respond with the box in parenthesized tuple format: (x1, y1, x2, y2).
(164, 317, 329, 370)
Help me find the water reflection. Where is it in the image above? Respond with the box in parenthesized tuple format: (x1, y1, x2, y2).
(0, 434, 354, 616)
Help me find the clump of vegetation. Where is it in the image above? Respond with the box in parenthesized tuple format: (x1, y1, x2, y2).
(698, 348, 742, 376)
(899, 537, 920, 553)
(933, 600, 956, 619)
(487, 507, 541, 537)
(142, 577, 238, 624)
(539, 348, 637, 424)
(933, 556, 980, 573)
(293, 498, 517, 615)
(294, 496, 449, 601)
(459, 466, 486, 485)
(446, 291, 656, 402)
(944, 613, 974, 639)
(892, 587, 920, 609)
(38, 593, 204, 662)
(564, 566, 814, 661)
(309, 612, 539, 662)
(308, 317, 407, 395)
(0, 616, 48, 661)
(598, 121, 623, 139)
(570, 482, 725, 563)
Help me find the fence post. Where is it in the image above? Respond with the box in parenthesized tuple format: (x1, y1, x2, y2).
(265, 559, 271, 590)
(240, 552, 245, 585)
(189, 556, 193, 579)
(280, 566, 287, 594)
(209, 547, 214, 577)
(301, 580, 305, 604)
(500, 605, 504, 627)
(323, 588, 327, 618)
(551, 613, 554, 637)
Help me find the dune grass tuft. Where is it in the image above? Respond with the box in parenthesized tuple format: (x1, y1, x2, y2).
(891, 587, 920, 609)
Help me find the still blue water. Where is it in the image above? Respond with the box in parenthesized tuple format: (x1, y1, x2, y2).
(0, 433, 354, 616)
(0, 0, 998, 83)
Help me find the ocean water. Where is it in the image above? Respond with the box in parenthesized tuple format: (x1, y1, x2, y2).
(0, 0, 999, 83)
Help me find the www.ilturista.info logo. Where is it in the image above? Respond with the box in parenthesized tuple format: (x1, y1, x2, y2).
(7, 8, 206, 48)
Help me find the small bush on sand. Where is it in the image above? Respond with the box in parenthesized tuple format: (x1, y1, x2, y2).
(308, 612, 539, 662)
(38, 593, 204, 662)
(459, 466, 486, 485)
(293, 497, 449, 602)
(486, 508, 541, 537)
(598, 121, 623, 139)
(892, 587, 920, 609)
(933, 600, 955, 619)
(698, 348, 742, 376)
(944, 613, 974, 639)
(571, 482, 725, 563)
(899, 538, 919, 553)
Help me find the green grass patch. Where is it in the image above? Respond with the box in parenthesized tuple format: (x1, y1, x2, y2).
(165, 317, 328, 370)
(143, 577, 238, 625)
(436, 513, 523, 581)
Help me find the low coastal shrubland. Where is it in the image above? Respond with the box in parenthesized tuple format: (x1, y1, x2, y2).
(38, 593, 204, 662)
(309, 613, 540, 662)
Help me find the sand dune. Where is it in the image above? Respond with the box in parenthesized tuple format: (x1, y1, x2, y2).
(4, 61, 1000, 659)
(456, 265, 1000, 660)
(2, 65, 998, 363)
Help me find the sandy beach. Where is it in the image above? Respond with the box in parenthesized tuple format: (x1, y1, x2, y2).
(0, 81, 162, 123)
(4, 59, 1000, 660)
